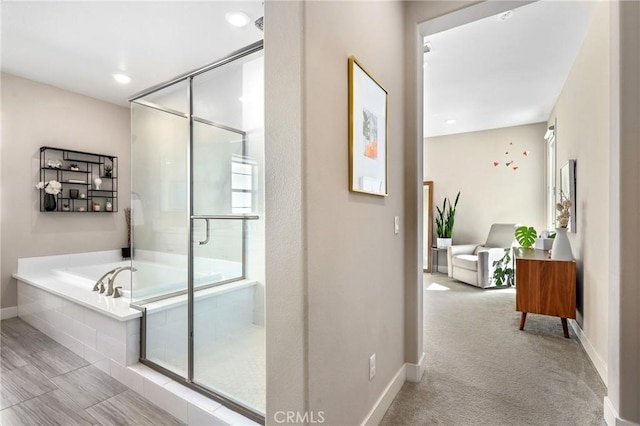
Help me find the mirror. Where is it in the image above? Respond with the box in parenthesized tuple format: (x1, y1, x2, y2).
(560, 160, 576, 232)
(423, 181, 434, 272)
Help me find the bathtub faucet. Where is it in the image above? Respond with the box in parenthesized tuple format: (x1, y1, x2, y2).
(92, 268, 120, 293)
(106, 266, 136, 297)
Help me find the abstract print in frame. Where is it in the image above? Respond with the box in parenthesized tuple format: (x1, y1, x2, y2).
(348, 56, 388, 196)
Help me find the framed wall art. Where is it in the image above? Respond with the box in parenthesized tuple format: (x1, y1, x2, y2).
(348, 56, 388, 196)
(560, 159, 576, 232)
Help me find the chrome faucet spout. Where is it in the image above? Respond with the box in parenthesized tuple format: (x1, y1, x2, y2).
(106, 266, 136, 297)
(93, 268, 119, 292)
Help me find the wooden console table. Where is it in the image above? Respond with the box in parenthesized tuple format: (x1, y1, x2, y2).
(514, 248, 576, 338)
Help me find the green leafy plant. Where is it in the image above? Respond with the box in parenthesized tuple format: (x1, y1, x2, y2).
(492, 248, 514, 287)
(435, 191, 461, 238)
(515, 226, 537, 248)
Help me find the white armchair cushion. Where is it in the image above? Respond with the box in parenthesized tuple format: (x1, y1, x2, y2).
(451, 254, 478, 271)
(447, 244, 480, 277)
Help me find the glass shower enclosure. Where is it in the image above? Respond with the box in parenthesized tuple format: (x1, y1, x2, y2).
(129, 41, 264, 421)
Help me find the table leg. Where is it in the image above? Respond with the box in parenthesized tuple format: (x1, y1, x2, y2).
(519, 312, 527, 330)
(561, 318, 570, 338)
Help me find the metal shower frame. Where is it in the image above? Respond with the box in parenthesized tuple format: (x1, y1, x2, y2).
(128, 40, 264, 425)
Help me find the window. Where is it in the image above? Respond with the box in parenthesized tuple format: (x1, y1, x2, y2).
(545, 123, 557, 230)
(231, 155, 255, 214)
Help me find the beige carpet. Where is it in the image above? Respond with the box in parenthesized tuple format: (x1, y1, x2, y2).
(380, 274, 606, 426)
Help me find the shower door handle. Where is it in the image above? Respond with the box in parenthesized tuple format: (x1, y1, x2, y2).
(198, 219, 210, 245)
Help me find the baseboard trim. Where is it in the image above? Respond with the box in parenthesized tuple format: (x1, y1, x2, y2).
(1, 306, 18, 320)
(569, 319, 607, 384)
(361, 363, 406, 426)
(604, 396, 640, 426)
(405, 352, 426, 382)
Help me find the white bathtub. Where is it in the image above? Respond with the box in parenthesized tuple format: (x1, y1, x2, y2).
(13, 249, 258, 361)
(13, 250, 261, 426)
(54, 251, 242, 301)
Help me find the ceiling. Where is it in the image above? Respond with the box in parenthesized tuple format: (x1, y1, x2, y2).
(424, 0, 596, 137)
(1, 1, 264, 107)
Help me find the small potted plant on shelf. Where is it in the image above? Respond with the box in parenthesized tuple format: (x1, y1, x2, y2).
(104, 165, 113, 177)
(69, 164, 80, 171)
(435, 191, 460, 248)
(534, 230, 556, 250)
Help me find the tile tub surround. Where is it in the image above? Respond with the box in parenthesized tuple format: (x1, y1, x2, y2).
(18, 281, 141, 367)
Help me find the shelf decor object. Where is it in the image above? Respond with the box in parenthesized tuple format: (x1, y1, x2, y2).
(38, 146, 118, 213)
(348, 56, 388, 196)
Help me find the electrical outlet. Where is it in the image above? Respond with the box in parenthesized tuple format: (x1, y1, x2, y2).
(369, 353, 376, 380)
(394, 216, 399, 235)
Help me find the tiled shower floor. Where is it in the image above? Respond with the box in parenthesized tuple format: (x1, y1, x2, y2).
(0, 318, 182, 426)
(194, 324, 265, 414)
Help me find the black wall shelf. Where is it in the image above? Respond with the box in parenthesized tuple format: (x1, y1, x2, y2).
(38, 146, 118, 213)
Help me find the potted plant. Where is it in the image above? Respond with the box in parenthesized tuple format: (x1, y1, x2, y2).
(534, 230, 556, 250)
(492, 225, 537, 287)
(104, 164, 113, 177)
(492, 248, 514, 287)
(435, 191, 460, 248)
(515, 225, 537, 249)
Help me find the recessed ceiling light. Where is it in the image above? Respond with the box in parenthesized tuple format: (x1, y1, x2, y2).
(226, 11, 250, 27)
(497, 10, 514, 21)
(112, 74, 131, 84)
(444, 119, 456, 125)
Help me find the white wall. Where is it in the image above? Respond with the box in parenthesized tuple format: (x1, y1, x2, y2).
(1, 73, 131, 310)
(425, 123, 547, 245)
(547, 1, 610, 378)
(303, 3, 406, 425)
(607, 1, 640, 424)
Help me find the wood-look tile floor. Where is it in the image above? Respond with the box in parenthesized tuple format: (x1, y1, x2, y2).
(0, 318, 184, 426)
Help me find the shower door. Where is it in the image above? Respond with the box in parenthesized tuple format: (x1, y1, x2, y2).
(130, 42, 264, 421)
(189, 50, 262, 414)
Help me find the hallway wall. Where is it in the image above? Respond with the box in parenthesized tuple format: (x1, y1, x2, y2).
(0, 73, 131, 312)
(302, 2, 406, 425)
(264, 1, 477, 424)
(547, 1, 610, 379)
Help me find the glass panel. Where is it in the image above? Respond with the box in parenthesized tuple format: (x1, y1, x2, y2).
(192, 219, 243, 285)
(192, 122, 245, 216)
(131, 85, 189, 377)
(192, 50, 265, 415)
(192, 51, 264, 130)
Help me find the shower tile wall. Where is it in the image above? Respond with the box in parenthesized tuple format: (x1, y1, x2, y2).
(146, 285, 255, 373)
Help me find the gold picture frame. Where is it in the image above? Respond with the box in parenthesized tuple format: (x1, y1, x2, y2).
(348, 56, 388, 196)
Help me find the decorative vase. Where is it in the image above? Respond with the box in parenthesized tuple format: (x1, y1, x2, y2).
(551, 227, 572, 260)
(436, 237, 452, 249)
(43, 193, 57, 211)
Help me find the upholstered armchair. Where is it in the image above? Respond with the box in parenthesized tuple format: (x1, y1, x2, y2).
(447, 223, 517, 288)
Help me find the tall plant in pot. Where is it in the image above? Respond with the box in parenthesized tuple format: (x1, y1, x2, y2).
(435, 191, 460, 248)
